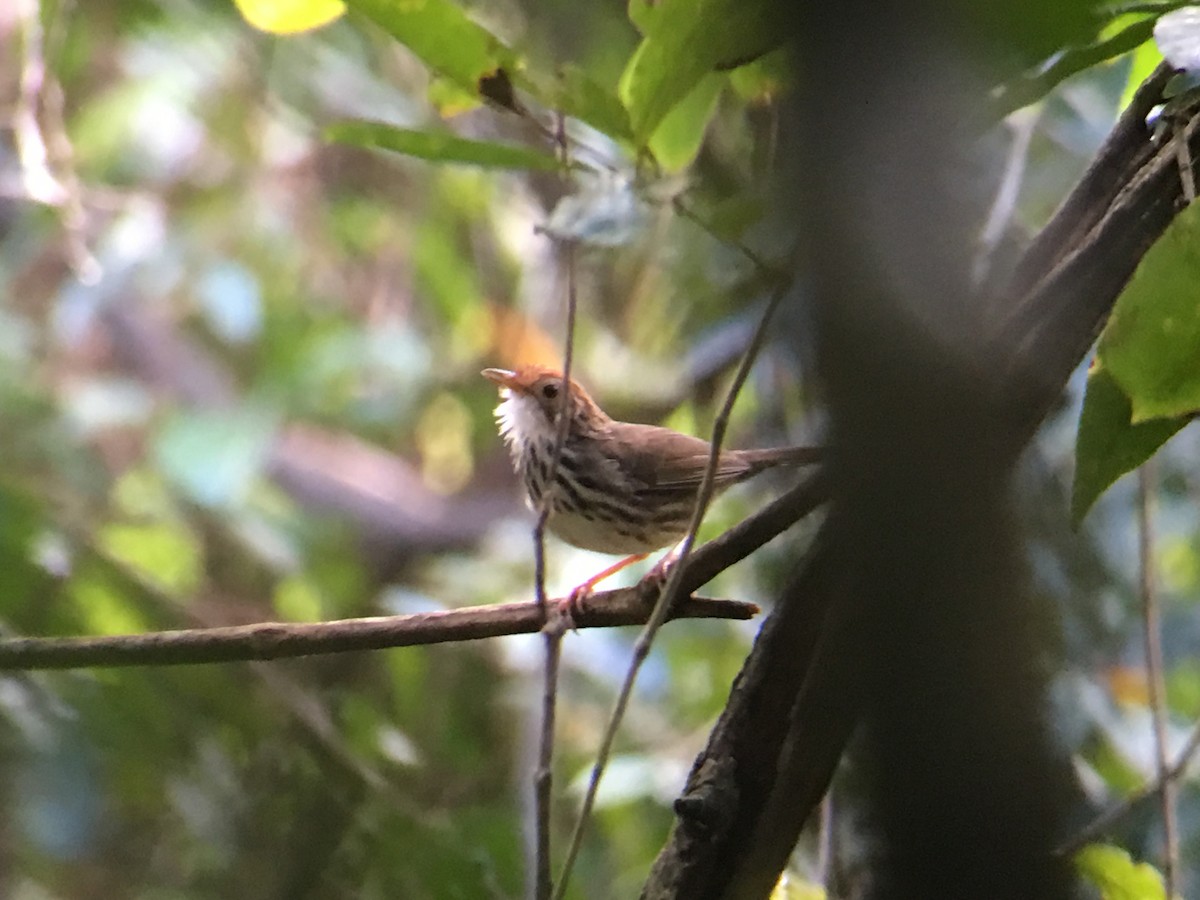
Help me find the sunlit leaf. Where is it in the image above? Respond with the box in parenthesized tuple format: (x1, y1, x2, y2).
(1076, 843, 1166, 900)
(99, 522, 203, 598)
(1071, 364, 1188, 525)
(273, 574, 324, 622)
(620, 0, 781, 141)
(648, 73, 724, 173)
(343, 0, 520, 95)
(729, 48, 791, 103)
(325, 121, 566, 171)
(769, 873, 827, 900)
(70, 569, 150, 636)
(1099, 199, 1200, 422)
(233, 0, 345, 34)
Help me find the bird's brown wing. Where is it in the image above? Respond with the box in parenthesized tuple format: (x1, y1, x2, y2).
(605, 422, 751, 493)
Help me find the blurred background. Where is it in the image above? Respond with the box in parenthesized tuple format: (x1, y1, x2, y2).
(0, 0, 1196, 897)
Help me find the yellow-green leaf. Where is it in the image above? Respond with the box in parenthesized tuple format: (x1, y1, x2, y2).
(620, 0, 780, 141)
(1076, 843, 1166, 900)
(343, 0, 519, 95)
(326, 121, 567, 171)
(1100, 199, 1200, 423)
(99, 522, 203, 598)
(647, 73, 724, 173)
(233, 0, 345, 34)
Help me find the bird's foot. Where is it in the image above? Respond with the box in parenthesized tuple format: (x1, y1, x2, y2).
(637, 545, 683, 602)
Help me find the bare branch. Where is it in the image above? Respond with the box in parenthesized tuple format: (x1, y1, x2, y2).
(0, 593, 759, 671)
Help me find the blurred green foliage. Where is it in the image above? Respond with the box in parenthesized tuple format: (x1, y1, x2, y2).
(0, 0, 1198, 897)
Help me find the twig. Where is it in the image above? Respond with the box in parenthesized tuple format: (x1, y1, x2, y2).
(1138, 465, 1179, 897)
(1057, 714, 1200, 858)
(672, 197, 786, 280)
(14, 0, 99, 281)
(678, 468, 829, 592)
(529, 110, 579, 900)
(1174, 110, 1198, 204)
(975, 106, 1039, 289)
(552, 267, 796, 899)
(0, 593, 759, 671)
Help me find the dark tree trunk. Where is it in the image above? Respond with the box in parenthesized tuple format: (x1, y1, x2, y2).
(645, 3, 1193, 897)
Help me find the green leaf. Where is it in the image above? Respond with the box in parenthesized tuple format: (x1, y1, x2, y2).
(536, 64, 634, 142)
(620, 0, 781, 141)
(729, 48, 791, 103)
(990, 16, 1156, 120)
(99, 522, 203, 598)
(1075, 843, 1166, 900)
(0, 483, 50, 617)
(1072, 364, 1188, 525)
(1100, 199, 1200, 422)
(274, 574, 325, 622)
(326, 121, 566, 171)
(627, 0, 659, 35)
(647, 73, 724, 173)
(343, 0, 520, 94)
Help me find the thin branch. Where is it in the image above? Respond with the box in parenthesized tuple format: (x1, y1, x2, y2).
(678, 468, 829, 592)
(1174, 108, 1198, 204)
(0, 463, 832, 674)
(672, 197, 787, 280)
(1057, 713, 1200, 858)
(1138, 465, 1179, 897)
(530, 110, 579, 900)
(974, 105, 1039, 289)
(14, 0, 99, 281)
(0, 593, 759, 671)
(553, 267, 796, 900)
(815, 792, 834, 889)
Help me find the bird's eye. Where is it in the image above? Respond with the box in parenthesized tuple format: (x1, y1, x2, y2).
(541, 383, 559, 400)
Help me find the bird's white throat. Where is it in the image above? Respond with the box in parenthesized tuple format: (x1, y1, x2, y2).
(494, 390, 557, 459)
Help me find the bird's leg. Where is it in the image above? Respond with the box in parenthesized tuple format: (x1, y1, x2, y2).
(562, 552, 650, 622)
(637, 542, 684, 601)
(647, 543, 682, 580)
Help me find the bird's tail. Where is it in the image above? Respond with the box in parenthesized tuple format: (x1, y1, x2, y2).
(737, 445, 824, 473)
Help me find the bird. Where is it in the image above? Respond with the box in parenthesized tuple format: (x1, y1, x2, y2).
(482, 364, 821, 599)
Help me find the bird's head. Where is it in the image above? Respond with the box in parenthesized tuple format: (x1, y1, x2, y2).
(482, 365, 608, 446)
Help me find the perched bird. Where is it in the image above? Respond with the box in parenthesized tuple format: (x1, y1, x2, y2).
(483, 364, 821, 595)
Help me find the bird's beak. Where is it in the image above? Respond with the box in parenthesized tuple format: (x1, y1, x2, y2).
(481, 368, 519, 392)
